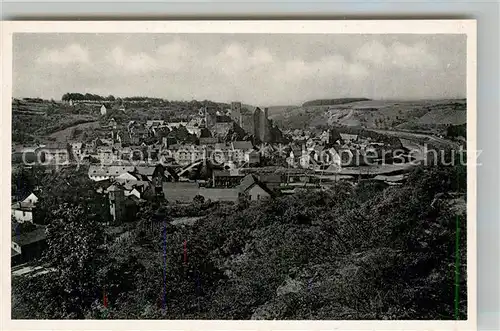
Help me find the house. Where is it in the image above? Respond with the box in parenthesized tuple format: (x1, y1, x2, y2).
(237, 174, 272, 201)
(257, 173, 283, 191)
(134, 164, 165, 181)
(22, 193, 39, 205)
(100, 105, 107, 116)
(133, 164, 167, 195)
(116, 172, 140, 181)
(308, 146, 341, 169)
(186, 120, 202, 137)
(231, 140, 253, 151)
(88, 165, 135, 181)
(199, 137, 218, 145)
(11, 192, 38, 223)
(109, 118, 117, 130)
(286, 146, 304, 168)
(166, 121, 188, 130)
(146, 120, 165, 129)
(212, 170, 245, 188)
(115, 179, 151, 198)
(340, 133, 358, 142)
(165, 167, 179, 182)
(70, 142, 84, 160)
(11, 201, 34, 223)
(319, 130, 330, 143)
(338, 148, 370, 167)
(11, 225, 47, 266)
(95, 179, 112, 194)
(125, 187, 142, 199)
(173, 145, 206, 166)
(230, 141, 254, 164)
(246, 150, 261, 165)
(97, 147, 116, 165)
(299, 150, 311, 169)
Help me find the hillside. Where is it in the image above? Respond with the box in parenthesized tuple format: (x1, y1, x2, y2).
(12, 163, 467, 320)
(270, 99, 466, 134)
(12, 100, 99, 145)
(302, 98, 371, 107)
(11, 99, 233, 145)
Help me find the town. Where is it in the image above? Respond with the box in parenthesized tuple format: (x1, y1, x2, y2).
(11, 97, 429, 233)
(10, 31, 469, 321)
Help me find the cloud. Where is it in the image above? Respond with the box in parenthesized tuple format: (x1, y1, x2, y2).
(107, 47, 158, 74)
(208, 42, 368, 84)
(36, 44, 89, 66)
(105, 39, 196, 74)
(355, 40, 440, 70)
(157, 39, 195, 71)
(16, 34, 465, 104)
(207, 43, 274, 77)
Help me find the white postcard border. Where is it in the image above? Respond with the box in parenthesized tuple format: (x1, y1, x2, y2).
(1, 19, 477, 331)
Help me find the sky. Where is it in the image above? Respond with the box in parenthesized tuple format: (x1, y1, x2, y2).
(13, 33, 466, 106)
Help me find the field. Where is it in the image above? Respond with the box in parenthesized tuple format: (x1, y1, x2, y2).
(47, 121, 100, 142)
(12, 100, 100, 145)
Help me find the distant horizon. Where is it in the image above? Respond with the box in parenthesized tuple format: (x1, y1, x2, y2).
(13, 95, 467, 109)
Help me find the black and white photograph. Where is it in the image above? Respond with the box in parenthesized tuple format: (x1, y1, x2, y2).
(3, 20, 476, 327)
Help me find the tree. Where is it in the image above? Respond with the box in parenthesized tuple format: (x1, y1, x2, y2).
(12, 161, 468, 320)
(193, 195, 205, 205)
(13, 202, 144, 319)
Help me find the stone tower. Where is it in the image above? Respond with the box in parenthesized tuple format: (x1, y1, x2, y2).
(230, 102, 242, 126)
(108, 185, 125, 225)
(253, 107, 263, 142)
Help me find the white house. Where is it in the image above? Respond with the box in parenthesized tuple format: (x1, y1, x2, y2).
(146, 120, 165, 129)
(165, 121, 188, 130)
(100, 105, 107, 116)
(340, 133, 358, 142)
(88, 165, 135, 181)
(70, 142, 84, 160)
(237, 174, 272, 201)
(22, 193, 38, 205)
(116, 172, 140, 181)
(124, 188, 141, 199)
(11, 202, 34, 223)
(299, 151, 311, 169)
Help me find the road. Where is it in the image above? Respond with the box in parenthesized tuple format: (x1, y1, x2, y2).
(371, 128, 459, 148)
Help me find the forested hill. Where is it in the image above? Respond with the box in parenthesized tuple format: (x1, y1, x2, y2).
(302, 98, 371, 107)
(12, 162, 467, 320)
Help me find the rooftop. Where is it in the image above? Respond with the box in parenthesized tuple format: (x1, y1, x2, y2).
(88, 165, 135, 177)
(237, 174, 258, 192)
(232, 141, 253, 150)
(11, 201, 34, 211)
(12, 225, 47, 246)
